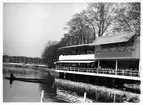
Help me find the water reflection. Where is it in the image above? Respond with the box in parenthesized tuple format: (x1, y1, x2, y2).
(3, 67, 68, 102)
(9, 79, 13, 88)
(39, 74, 57, 96)
(3, 79, 41, 102)
(39, 74, 58, 102)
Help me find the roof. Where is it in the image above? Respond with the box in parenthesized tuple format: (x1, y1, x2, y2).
(59, 32, 135, 49)
(59, 44, 90, 50)
(90, 32, 135, 46)
(56, 60, 95, 63)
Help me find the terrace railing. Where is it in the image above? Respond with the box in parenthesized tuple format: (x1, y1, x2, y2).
(57, 66, 140, 77)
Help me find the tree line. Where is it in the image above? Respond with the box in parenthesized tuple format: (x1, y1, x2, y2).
(42, 2, 140, 68)
(3, 55, 44, 65)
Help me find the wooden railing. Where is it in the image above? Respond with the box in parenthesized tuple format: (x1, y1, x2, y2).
(56, 67, 139, 77)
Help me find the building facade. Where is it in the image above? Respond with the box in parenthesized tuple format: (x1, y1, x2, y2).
(55, 32, 140, 81)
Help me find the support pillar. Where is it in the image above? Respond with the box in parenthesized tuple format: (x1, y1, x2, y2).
(139, 60, 141, 77)
(97, 60, 100, 73)
(98, 60, 100, 68)
(59, 72, 61, 79)
(115, 60, 118, 75)
(64, 73, 65, 79)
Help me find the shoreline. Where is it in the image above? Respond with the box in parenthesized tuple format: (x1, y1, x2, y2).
(55, 78, 140, 103)
(3, 65, 140, 102)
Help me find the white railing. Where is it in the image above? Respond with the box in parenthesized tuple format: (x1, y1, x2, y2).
(57, 67, 139, 77)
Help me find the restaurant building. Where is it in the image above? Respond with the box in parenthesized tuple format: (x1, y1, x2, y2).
(55, 32, 140, 81)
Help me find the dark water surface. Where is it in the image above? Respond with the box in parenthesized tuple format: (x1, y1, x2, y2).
(3, 79, 41, 102)
(3, 67, 67, 102)
(3, 79, 68, 102)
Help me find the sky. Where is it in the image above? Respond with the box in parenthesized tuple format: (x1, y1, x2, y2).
(3, 3, 87, 57)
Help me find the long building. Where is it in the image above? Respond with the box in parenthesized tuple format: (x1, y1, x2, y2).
(55, 32, 140, 81)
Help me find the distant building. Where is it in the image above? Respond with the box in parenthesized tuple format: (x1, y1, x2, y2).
(3, 55, 10, 63)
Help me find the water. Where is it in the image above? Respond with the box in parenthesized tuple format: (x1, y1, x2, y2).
(3, 66, 139, 103)
(3, 67, 67, 102)
(3, 79, 41, 102)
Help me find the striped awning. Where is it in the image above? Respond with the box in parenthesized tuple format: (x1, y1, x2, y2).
(59, 44, 90, 49)
(56, 61, 95, 63)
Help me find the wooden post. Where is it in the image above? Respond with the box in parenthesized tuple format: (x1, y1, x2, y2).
(98, 60, 100, 68)
(113, 92, 116, 103)
(112, 79, 116, 103)
(115, 60, 118, 75)
(41, 90, 44, 102)
(83, 92, 87, 102)
(96, 89, 98, 101)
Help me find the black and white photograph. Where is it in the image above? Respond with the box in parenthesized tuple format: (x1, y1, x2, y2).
(2, 0, 142, 103)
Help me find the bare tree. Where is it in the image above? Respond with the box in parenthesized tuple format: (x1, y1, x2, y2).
(113, 2, 140, 35)
(87, 3, 116, 37)
(65, 12, 94, 45)
(42, 41, 60, 68)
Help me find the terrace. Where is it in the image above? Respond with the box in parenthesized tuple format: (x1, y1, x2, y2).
(56, 66, 139, 77)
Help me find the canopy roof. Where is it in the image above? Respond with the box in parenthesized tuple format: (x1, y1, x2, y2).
(95, 57, 139, 60)
(56, 60, 95, 63)
(59, 44, 90, 50)
(90, 32, 135, 46)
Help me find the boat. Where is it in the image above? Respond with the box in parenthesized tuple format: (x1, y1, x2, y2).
(4, 76, 55, 85)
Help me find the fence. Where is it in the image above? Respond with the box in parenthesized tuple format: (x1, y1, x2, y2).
(57, 67, 139, 77)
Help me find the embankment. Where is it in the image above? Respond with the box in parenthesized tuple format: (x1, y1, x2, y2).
(55, 79, 140, 103)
